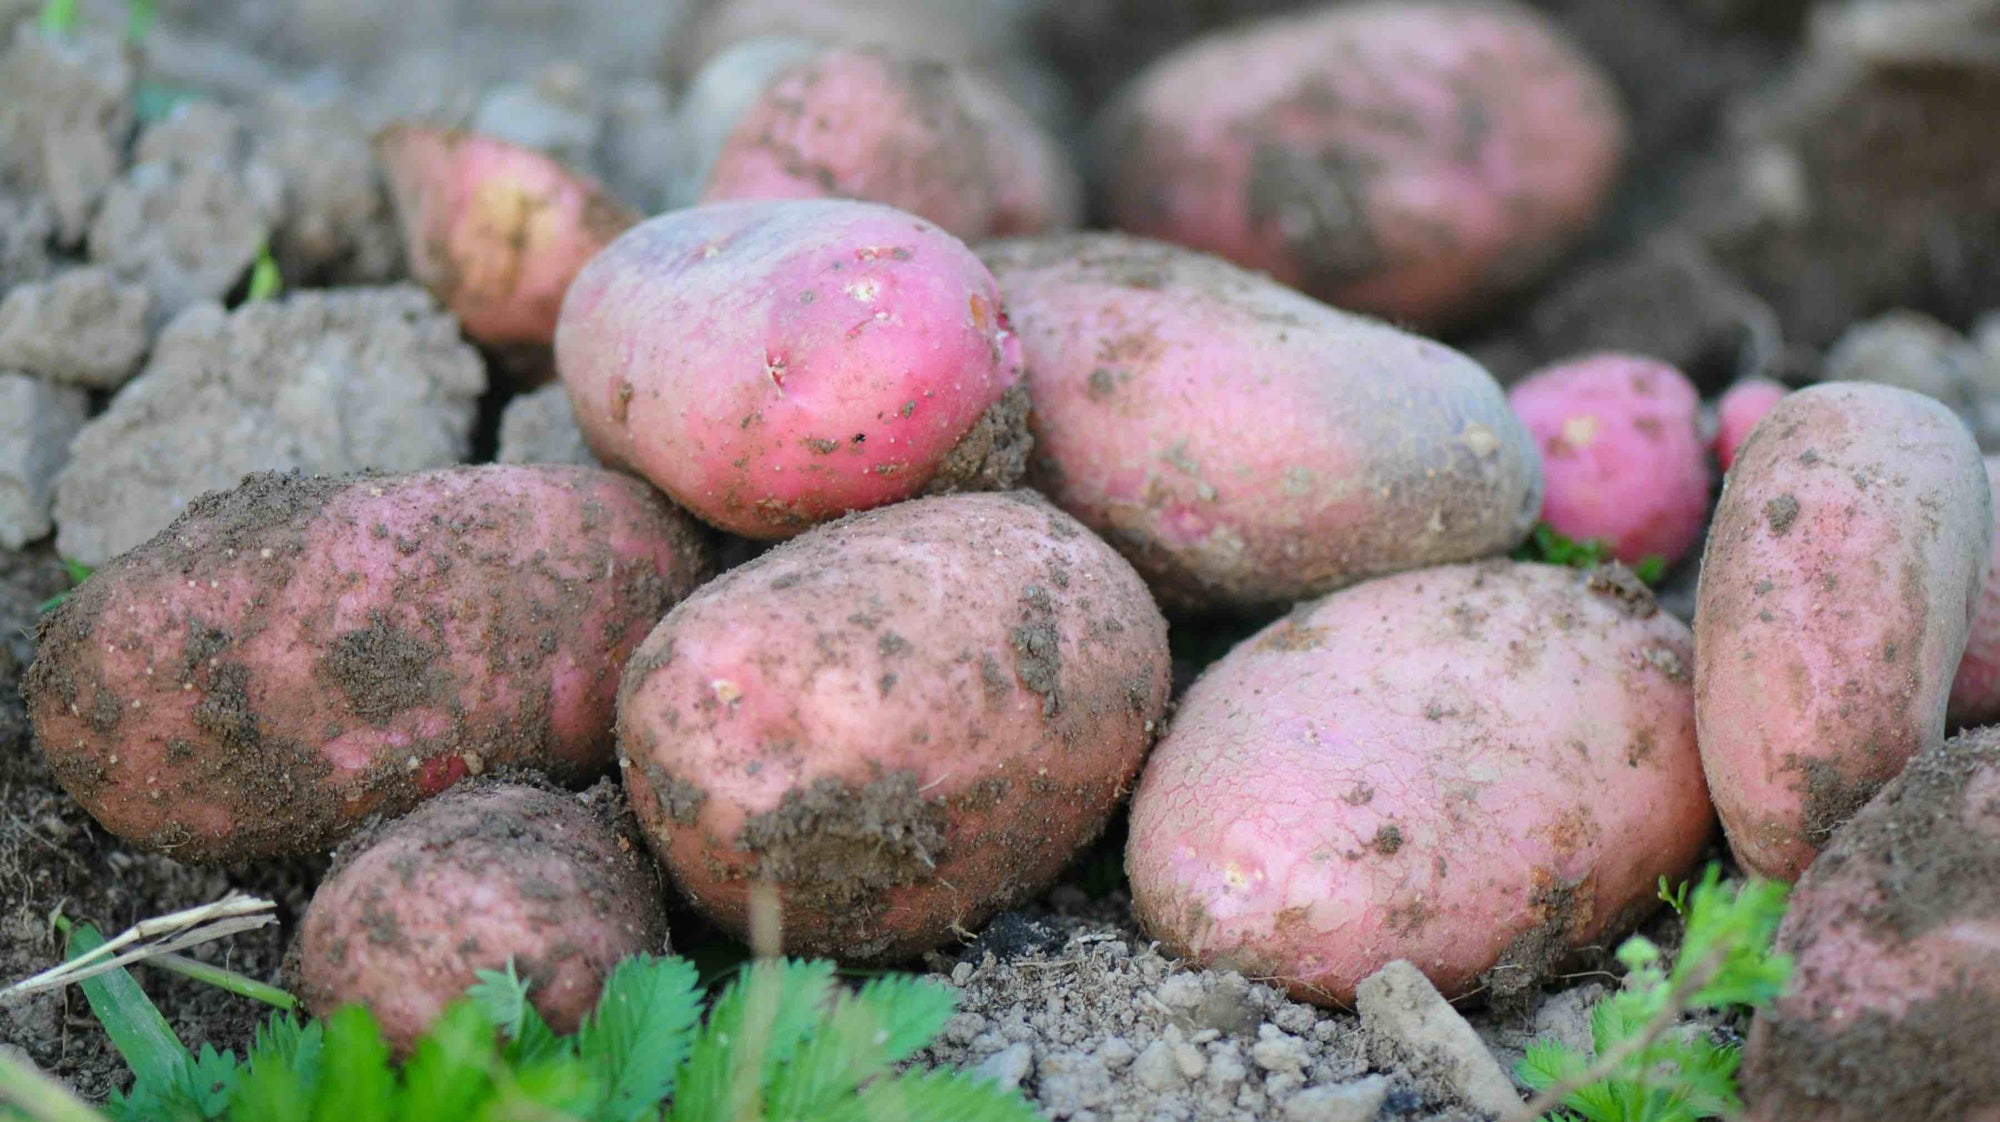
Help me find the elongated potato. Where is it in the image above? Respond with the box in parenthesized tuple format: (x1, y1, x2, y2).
(980, 233, 1542, 612)
(618, 491, 1170, 960)
(25, 466, 716, 861)
(557, 199, 1027, 539)
(1095, 0, 1624, 328)
(1127, 561, 1711, 1007)
(1741, 728, 2000, 1122)
(296, 782, 668, 1053)
(1694, 383, 1990, 881)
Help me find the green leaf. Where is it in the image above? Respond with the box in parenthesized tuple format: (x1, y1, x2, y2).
(245, 246, 283, 303)
(38, 0, 79, 36)
(393, 1001, 499, 1122)
(64, 923, 193, 1093)
(308, 1008, 392, 1122)
(126, 0, 156, 44)
(1633, 556, 1667, 586)
(469, 962, 563, 1065)
(669, 960, 835, 1122)
(1517, 1039, 1589, 1092)
(815, 1068, 1043, 1122)
(574, 955, 701, 1121)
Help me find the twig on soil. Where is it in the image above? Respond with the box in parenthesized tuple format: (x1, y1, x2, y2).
(1499, 943, 1730, 1122)
(1, 893, 276, 1000)
(146, 952, 297, 1010)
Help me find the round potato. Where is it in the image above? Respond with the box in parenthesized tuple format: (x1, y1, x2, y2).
(1948, 457, 2000, 726)
(618, 491, 1170, 960)
(556, 199, 1028, 539)
(1094, 0, 1624, 328)
(1694, 383, 1990, 880)
(296, 782, 669, 1053)
(980, 232, 1542, 612)
(25, 466, 716, 861)
(1127, 560, 1711, 1007)
(1741, 728, 2000, 1121)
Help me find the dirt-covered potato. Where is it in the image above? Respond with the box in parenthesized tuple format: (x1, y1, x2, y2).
(1695, 383, 1990, 880)
(295, 782, 669, 1053)
(618, 491, 1170, 960)
(1094, 0, 1624, 329)
(979, 232, 1543, 612)
(1949, 457, 2000, 727)
(25, 466, 716, 861)
(1127, 561, 1711, 1008)
(556, 199, 1029, 540)
(1740, 728, 2000, 1121)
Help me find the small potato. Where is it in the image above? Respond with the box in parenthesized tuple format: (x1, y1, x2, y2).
(556, 199, 1028, 539)
(618, 491, 1170, 960)
(1714, 378, 1789, 473)
(375, 126, 639, 350)
(1948, 457, 2000, 726)
(1695, 383, 1990, 881)
(1095, 0, 1624, 328)
(697, 47, 1081, 242)
(296, 782, 668, 1053)
(980, 232, 1542, 612)
(1127, 561, 1711, 1007)
(1740, 728, 2000, 1122)
(25, 466, 716, 861)
(1508, 353, 1711, 567)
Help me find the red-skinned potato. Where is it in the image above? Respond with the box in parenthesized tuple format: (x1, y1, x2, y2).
(618, 491, 1170, 960)
(1740, 728, 2000, 1122)
(1695, 383, 1990, 881)
(1127, 561, 1711, 1008)
(1949, 457, 2000, 726)
(697, 47, 1081, 242)
(1714, 378, 1789, 473)
(296, 782, 668, 1054)
(980, 232, 1543, 613)
(375, 125, 640, 350)
(556, 198, 1028, 540)
(25, 465, 716, 861)
(1095, 0, 1624, 329)
(1507, 353, 1711, 568)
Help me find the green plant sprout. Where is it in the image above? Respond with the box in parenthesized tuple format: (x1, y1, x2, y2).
(1505, 865, 1792, 1122)
(1513, 523, 1667, 586)
(36, 0, 79, 36)
(245, 244, 283, 303)
(36, 0, 153, 41)
(35, 558, 94, 615)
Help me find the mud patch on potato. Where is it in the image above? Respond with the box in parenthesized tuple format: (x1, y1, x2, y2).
(741, 771, 949, 956)
(1790, 756, 1880, 849)
(639, 760, 708, 828)
(1751, 982, 2000, 1119)
(318, 619, 444, 723)
(925, 383, 1033, 495)
(1585, 564, 1658, 618)
(1245, 139, 1384, 294)
(1010, 584, 1063, 717)
(1478, 874, 1592, 1017)
(1831, 733, 2000, 939)
(1764, 493, 1800, 535)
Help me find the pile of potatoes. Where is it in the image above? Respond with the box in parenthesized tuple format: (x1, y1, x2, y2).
(22, 0, 2000, 1104)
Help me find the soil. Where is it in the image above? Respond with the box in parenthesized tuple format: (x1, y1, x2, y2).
(4, 0, 1999, 1118)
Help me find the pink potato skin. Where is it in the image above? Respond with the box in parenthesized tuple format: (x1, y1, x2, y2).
(1126, 561, 1711, 1007)
(1096, 0, 1624, 329)
(297, 783, 668, 1054)
(1949, 457, 2000, 725)
(1694, 383, 1990, 882)
(556, 199, 1025, 539)
(1508, 353, 1711, 567)
(375, 126, 640, 350)
(618, 492, 1171, 961)
(1740, 729, 2000, 1121)
(1714, 378, 1788, 472)
(699, 48, 1080, 243)
(980, 233, 1543, 612)
(24, 466, 715, 862)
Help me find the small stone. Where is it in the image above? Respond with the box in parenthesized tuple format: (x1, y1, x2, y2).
(941, 1010, 986, 1045)
(1204, 1041, 1248, 1089)
(0, 371, 87, 549)
(1251, 1025, 1311, 1074)
(1038, 1050, 1112, 1117)
(1194, 971, 1259, 1034)
(950, 961, 975, 987)
(1274, 1003, 1319, 1035)
(1097, 1036, 1136, 1069)
(0, 267, 153, 388)
(970, 1042, 1033, 1092)
(966, 1031, 1007, 1058)
(1357, 960, 1522, 1117)
(1283, 1077, 1391, 1122)
(0, 26, 134, 242)
(1156, 972, 1205, 1010)
(1133, 1040, 1184, 1092)
(1173, 1042, 1208, 1081)
(1823, 310, 1982, 408)
(252, 89, 400, 285)
(0, 190, 55, 289)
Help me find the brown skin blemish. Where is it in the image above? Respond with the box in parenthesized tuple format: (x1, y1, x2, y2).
(1766, 493, 1800, 535)
(1009, 584, 1064, 717)
(1370, 824, 1404, 856)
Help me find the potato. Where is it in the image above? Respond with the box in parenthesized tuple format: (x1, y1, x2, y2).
(1714, 378, 1789, 473)
(697, 47, 1081, 242)
(556, 199, 1029, 539)
(1507, 353, 1711, 567)
(25, 465, 716, 861)
(1126, 560, 1711, 1007)
(618, 491, 1170, 960)
(1094, 0, 1624, 329)
(295, 781, 668, 1053)
(1948, 456, 2000, 725)
(375, 126, 639, 350)
(1694, 383, 1990, 881)
(979, 232, 1542, 612)
(1740, 728, 2000, 1121)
